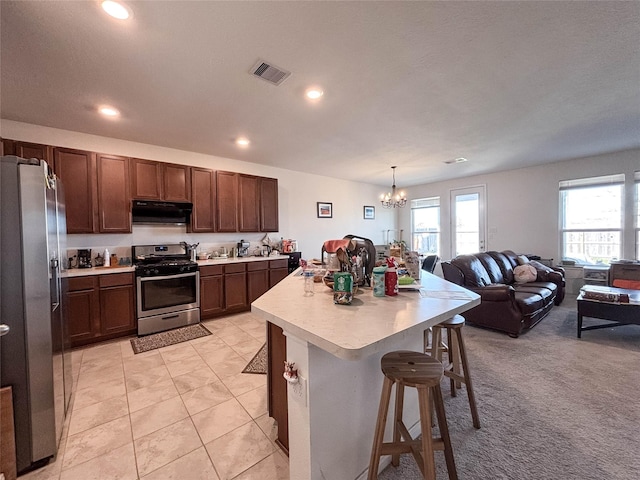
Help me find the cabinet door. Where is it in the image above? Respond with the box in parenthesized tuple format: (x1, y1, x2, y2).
(97, 154, 131, 233)
(5, 140, 52, 165)
(238, 174, 260, 232)
(54, 147, 97, 234)
(269, 268, 289, 288)
(163, 163, 191, 202)
(190, 167, 216, 232)
(224, 271, 247, 312)
(200, 274, 224, 318)
(100, 284, 136, 335)
(66, 278, 100, 346)
(216, 171, 238, 232)
(267, 322, 288, 453)
(260, 177, 279, 232)
(247, 269, 269, 304)
(131, 158, 162, 200)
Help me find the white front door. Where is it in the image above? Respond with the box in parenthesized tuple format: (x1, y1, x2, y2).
(451, 185, 486, 256)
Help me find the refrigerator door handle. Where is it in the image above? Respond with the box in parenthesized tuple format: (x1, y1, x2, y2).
(50, 258, 61, 312)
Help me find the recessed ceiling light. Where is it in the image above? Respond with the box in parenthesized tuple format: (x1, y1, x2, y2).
(305, 87, 324, 100)
(98, 105, 120, 117)
(236, 137, 250, 147)
(101, 1, 132, 20)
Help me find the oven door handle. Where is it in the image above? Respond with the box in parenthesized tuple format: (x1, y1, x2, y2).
(138, 271, 198, 282)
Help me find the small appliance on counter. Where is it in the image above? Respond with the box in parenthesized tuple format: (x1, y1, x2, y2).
(77, 249, 92, 268)
(237, 240, 250, 257)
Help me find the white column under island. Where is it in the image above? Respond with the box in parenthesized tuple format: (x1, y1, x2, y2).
(251, 270, 480, 480)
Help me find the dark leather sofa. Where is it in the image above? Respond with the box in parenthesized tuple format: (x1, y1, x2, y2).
(441, 250, 565, 337)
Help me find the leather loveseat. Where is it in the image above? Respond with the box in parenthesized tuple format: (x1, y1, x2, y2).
(441, 250, 565, 337)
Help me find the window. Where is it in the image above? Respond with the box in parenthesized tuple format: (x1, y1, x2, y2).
(411, 197, 440, 255)
(560, 174, 624, 265)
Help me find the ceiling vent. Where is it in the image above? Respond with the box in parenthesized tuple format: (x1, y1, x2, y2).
(444, 157, 468, 165)
(251, 60, 291, 86)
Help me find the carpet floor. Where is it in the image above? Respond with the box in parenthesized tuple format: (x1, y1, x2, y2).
(378, 301, 640, 480)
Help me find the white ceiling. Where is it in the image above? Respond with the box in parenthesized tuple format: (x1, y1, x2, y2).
(1, 1, 639, 187)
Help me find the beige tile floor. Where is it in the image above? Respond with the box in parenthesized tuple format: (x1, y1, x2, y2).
(21, 312, 289, 480)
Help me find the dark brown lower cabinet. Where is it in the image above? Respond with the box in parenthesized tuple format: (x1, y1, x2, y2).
(99, 273, 135, 336)
(224, 264, 247, 313)
(200, 265, 224, 319)
(66, 273, 135, 347)
(247, 262, 269, 303)
(267, 322, 289, 454)
(66, 276, 100, 346)
(269, 259, 289, 288)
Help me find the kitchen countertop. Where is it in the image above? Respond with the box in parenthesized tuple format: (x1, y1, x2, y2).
(62, 254, 287, 277)
(252, 269, 481, 360)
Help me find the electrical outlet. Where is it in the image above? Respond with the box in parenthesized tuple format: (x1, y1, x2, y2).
(289, 375, 307, 406)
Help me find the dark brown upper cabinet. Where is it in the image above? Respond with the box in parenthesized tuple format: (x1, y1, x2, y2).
(216, 171, 239, 232)
(189, 167, 216, 232)
(238, 174, 261, 232)
(53, 147, 97, 234)
(163, 163, 191, 202)
(96, 154, 131, 233)
(3, 140, 53, 166)
(131, 158, 190, 202)
(260, 177, 279, 232)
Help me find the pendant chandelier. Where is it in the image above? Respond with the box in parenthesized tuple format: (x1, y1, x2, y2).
(380, 166, 407, 208)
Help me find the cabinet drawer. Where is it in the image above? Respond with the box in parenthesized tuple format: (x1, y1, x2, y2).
(247, 261, 268, 272)
(68, 276, 98, 291)
(99, 272, 134, 288)
(225, 263, 246, 274)
(269, 259, 288, 269)
(200, 265, 223, 276)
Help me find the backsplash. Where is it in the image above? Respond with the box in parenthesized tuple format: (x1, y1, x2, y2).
(65, 226, 293, 269)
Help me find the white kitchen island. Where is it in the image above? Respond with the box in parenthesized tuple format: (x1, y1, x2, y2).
(251, 271, 480, 480)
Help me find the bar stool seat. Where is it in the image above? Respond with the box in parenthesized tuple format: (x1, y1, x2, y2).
(430, 315, 481, 429)
(368, 351, 457, 480)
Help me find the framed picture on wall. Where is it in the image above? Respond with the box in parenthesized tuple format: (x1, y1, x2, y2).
(317, 202, 333, 218)
(363, 206, 375, 219)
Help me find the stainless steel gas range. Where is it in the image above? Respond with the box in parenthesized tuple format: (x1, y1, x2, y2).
(133, 244, 200, 335)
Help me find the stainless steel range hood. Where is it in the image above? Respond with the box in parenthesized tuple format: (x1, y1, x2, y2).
(132, 200, 193, 225)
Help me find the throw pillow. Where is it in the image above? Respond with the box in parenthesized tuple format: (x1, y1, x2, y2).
(516, 255, 530, 266)
(529, 259, 553, 273)
(514, 264, 537, 283)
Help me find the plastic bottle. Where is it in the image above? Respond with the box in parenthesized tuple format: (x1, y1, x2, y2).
(303, 270, 315, 296)
(104, 249, 110, 267)
(385, 258, 398, 296)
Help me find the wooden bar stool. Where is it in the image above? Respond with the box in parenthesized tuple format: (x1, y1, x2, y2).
(430, 315, 481, 429)
(368, 351, 457, 480)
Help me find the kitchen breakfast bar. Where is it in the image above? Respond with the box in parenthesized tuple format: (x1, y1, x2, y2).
(251, 271, 480, 480)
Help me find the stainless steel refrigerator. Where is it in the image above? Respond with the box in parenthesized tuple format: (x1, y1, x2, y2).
(0, 156, 72, 473)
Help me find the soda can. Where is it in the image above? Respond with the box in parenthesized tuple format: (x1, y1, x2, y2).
(333, 272, 353, 305)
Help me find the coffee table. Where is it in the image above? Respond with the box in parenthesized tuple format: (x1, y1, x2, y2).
(577, 286, 640, 338)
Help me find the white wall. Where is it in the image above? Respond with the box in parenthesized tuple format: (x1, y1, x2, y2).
(1, 120, 396, 260)
(400, 149, 640, 263)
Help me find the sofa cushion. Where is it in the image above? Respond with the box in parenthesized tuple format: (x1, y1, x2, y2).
(476, 253, 506, 283)
(487, 251, 516, 284)
(451, 255, 492, 287)
(513, 291, 544, 315)
(514, 283, 555, 304)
